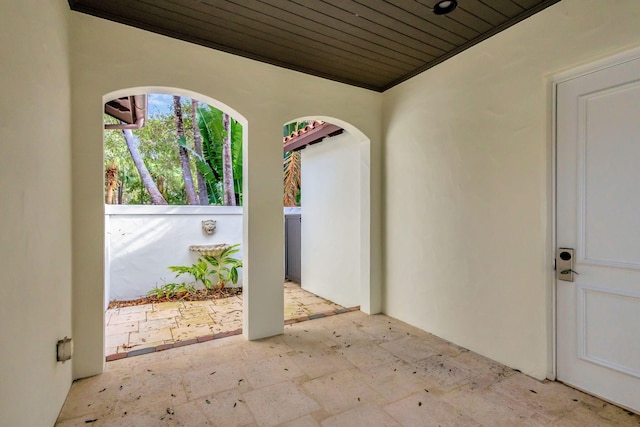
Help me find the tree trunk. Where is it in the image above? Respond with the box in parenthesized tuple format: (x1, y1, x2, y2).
(192, 99, 209, 204)
(222, 112, 236, 206)
(117, 182, 123, 205)
(105, 162, 118, 204)
(173, 96, 198, 205)
(121, 128, 167, 205)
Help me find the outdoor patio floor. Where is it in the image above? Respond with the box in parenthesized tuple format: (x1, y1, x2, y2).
(105, 281, 350, 359)
(59, 311, 639, 426)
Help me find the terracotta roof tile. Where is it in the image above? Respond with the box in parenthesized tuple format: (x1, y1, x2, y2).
(283, 120, 325, 144)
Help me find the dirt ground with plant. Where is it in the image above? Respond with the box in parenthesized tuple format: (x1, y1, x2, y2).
(107, 286, 242, 309)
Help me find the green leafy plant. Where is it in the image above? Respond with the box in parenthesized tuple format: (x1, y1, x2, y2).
(147, 282, 196, 299)
(203, 244, 243, 290)
(165, 244, 243, 293)
(168, 258, 214, 290)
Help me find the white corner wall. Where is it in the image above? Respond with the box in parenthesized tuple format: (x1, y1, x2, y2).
(0, 0, 73, 425)
(105, 206, 243, 302)
(70, 12, 382, 378)
(382, 0, 640, 379)
(301, 132, 361, 308)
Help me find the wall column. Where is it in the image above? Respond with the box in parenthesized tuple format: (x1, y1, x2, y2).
(242, 116, 285, 339)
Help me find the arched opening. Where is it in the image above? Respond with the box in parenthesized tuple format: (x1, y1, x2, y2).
(282, 116, 371, 314)
(102, 87, 248, 360)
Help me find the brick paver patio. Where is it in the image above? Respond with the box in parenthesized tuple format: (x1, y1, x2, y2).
(105, 281, 352, 360)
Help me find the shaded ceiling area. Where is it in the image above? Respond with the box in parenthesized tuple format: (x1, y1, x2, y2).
(68, 0, 561, 92)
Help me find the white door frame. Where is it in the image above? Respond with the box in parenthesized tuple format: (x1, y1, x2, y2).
(550, 45, 640, 381)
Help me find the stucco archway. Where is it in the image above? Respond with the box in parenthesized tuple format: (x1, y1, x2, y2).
(101, 86, 249, 354)
(283, 116, 372, 312)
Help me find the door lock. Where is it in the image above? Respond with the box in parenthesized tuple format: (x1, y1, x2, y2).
(557, 248, 576, 282)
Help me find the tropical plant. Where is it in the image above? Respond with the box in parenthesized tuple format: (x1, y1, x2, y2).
(122, 128, 168, 205)
(173, 96, 198, 205)
(104, 95, 243, 206)
(221, 112, 235, 206)
(283, 150, 301, 207)
(168, 258, 214, 290)
(191, 99, 209, 204)
(195, 104, 243, 205)
(282, 121, 308, 207)
(147, 282, 196, 299)
(203, 244, 243, 290)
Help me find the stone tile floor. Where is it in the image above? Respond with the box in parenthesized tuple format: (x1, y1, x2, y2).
(59, 311, 640, 426)
(106, 281, 347, 358)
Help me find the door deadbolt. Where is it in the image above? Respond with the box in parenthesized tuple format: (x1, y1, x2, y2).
(557, 248, 576, 282)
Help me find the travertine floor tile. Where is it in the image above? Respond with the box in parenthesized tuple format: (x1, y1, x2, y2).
(128, 327, 172, 345)
(303, 368, 385, 414)
(379, 335, 439, 363)
(280, 415, 322, 427)
(196, 389, 255, 427)
(145, 308, 180, 321)
(442, 385, 541, 425)
(116, 304, 153, 314)
(105, 332, 129, 349)
(138, 317, 177, 333)
(383, 392, 481, 427)
(322, 403, 401, 427)
(288, 345, 355, 379)
(105, 322, 138, 335)
(108, 311, 146, 325)
(243, 380, 321, 427)
(182, 360, 248, 400)
(59, 312, 640, 426)
(172, 324, 214, 341)
(339, 341, 401, 370)
(410, 353, 473, 392)
(243, 353, 304, 388)
(357, 359, 430, 402)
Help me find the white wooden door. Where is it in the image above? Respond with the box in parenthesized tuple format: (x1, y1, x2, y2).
(557, 55, 640, 413)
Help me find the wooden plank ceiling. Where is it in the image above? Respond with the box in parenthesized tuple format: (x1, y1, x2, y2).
(68, 0, 561, 92)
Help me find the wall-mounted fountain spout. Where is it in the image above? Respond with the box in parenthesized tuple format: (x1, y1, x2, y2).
(189, 243, 229, 257)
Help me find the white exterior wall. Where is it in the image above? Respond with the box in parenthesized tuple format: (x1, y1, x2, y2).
(301, 132, 361, 308)
(70, 12, 382, 378)
(382, 0, 640, 379)
(0, 0, 73, 425)
(105, 206, 243, 302)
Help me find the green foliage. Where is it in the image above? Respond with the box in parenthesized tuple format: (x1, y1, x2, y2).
(168, 258, 214, 290)
(282, 121, 307, 207)
(166, 245, 243, 291)
(104, 95, 243, 205)
(196, 104, 243, 205)
(203, 244, 243, 290)
(147, 282, 196, 299)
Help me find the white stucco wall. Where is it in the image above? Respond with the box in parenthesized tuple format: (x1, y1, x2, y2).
(382, 0, 640, 379)
(70, 12, 382, 378)
(301, 132, 361, 308)
(0, 0, 73, 425)
(105, 206, 243, 302)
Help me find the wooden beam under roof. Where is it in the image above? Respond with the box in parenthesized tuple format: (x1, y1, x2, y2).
(283, 122, 343, 153)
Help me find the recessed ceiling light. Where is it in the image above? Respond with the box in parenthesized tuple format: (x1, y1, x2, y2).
(432, 0, 458, 15)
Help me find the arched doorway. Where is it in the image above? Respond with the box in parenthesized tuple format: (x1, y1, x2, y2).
(282, 117, 371, 312)
(102, 87, 248, 359)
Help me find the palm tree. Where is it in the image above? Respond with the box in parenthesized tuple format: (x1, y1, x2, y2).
(283, 151, 301, 207)
(221, 112, 236, 206)
(121, 128, 167, 205)
(283, 121, 307, 207)
(192, 99, 209, 204)
(173, 96, 198, 205)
